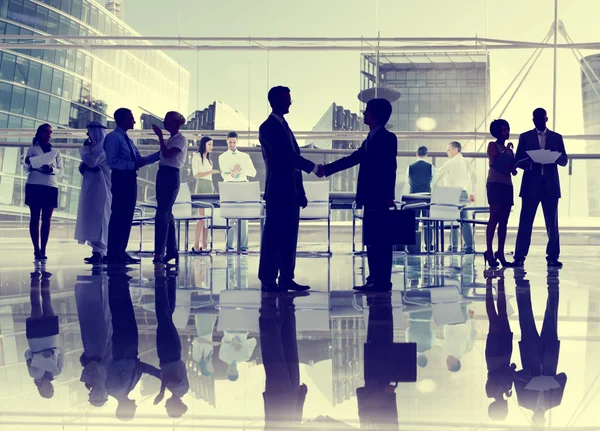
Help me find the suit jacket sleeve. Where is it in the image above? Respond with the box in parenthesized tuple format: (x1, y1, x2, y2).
(259, 122, 315, 174)
(515, 132, 532, 171)
(324, 142, 364, 177)
(382, 133, 398, 195)
(555, 133, 568, 167)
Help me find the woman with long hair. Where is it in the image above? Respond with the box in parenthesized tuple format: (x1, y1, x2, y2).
(24, 124, 63, 260)
(191, 136, 219, 253)
(485, 119, 517, 267)
(152, 111, 188, 265)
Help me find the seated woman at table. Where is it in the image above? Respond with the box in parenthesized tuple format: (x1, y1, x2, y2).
(485, 119, 517, 267)
(191, 136, 219, 253)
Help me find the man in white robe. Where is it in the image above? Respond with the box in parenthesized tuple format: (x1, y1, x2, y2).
(75, 121, 111, 264)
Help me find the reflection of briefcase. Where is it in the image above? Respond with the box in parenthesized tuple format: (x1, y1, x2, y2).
(363, 208, 416, 246)
(364, 342, 417, 382)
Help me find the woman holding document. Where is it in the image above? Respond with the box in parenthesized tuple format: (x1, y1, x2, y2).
(485, 119, 517, 268)
(24, 124, 63, 261)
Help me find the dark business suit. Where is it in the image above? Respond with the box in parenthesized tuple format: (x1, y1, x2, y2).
(259, 294, 306, 428)
(514, 129, 568, 261)
(357, 295, 399, 429)
(513, 270, 566, 418)
(324, 127, 398, 287)
(258, 114, 316, 286)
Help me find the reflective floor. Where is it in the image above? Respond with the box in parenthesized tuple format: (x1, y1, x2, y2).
(0, 241, 598, 430)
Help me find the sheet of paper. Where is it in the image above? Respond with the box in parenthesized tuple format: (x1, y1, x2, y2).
(29, 150, 56, 169)
(525, 375, 561, 391)
(526, 149, 561, 164)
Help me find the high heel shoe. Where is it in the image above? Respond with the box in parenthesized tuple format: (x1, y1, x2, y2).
(164, 251, 179, 266)
(494, 251, 513, 268)
(484, 251, 499, 268)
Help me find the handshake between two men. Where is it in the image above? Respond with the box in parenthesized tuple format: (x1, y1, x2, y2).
(314, 164, 327, 178)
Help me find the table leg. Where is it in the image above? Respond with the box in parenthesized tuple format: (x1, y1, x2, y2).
(184, 221, 189, 252)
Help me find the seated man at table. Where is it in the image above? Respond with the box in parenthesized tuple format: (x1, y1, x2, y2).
(317, 98, 397, 292)
(406, 146, 435, 251)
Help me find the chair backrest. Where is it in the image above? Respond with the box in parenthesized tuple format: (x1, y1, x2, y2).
(300, 181, 330, 220)
(429, 287, 467, 325)
(173, 183, 193, 219)
(429, 186, 463, 220)
(219, 182, 263, 219)
(394, 182, 406, 202)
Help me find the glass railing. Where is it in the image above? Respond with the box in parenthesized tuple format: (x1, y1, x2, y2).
(1, 132, 598, 229)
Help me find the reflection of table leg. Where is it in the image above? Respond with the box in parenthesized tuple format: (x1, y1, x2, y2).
(176, 220, 181, 252)
(237, 218, 242, 254)
(440, 221, 445, 252)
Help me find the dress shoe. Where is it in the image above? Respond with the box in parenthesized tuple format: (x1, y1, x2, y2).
(279, 280, 310, 292)
(354, 283, 392, 293)
(84, 252, 104, 264)
(512, 258, 525, 267)
(353, 282, 375, 291)
(547, 259, 563, 268)
(121, 253, 141, 264)
(261, 283, 281, 292)
(463, 248, 475, 254)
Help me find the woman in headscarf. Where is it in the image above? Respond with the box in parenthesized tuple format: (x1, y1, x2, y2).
(23, 124, 63, 261)
(75, 121, 111, 264)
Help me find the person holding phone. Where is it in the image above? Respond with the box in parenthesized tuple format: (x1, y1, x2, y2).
(485, 119, 517, 268)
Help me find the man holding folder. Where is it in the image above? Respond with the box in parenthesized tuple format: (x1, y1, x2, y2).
(513, 108, 568, 268)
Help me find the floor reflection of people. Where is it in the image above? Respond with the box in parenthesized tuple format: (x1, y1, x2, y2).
(192, 315, 219, 377)
(484, 270, 516, 421)
(405, 309, 434, 369)
(436, 305, 477, 373)
(25, 270, 63, 399)
(106, 267, 160, 421)
(220, 330, 257, 381)
(259, 292, 307, 429)
(153, 266, 190, 417)
(357, 293, 399, 430)
(75, 266, 112, 407)
(513, 269, 567, 427)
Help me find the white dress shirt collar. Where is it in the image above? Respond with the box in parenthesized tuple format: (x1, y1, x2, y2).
(536, 128, 547, 135)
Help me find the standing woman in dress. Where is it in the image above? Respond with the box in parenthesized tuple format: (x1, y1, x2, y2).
(152, 112, 188, 264)
(191, 136, 219, 253)
(485, 119, 517, 267)
(24, 124, 63, 260)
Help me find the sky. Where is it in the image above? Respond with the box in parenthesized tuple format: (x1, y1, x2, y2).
(122, 0, 600, 142)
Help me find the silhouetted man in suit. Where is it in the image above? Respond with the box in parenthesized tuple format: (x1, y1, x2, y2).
(317, 98, 397, 291)
(513, 269, 566, 428)
(259, 292, 307, 429)
(106, 267, 160, 421)
(357, 294, 399, 430)
(513, 108, 568, 268)
(258, 86, 319, 292)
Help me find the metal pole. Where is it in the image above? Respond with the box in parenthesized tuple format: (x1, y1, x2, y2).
(553, 0, 559, 129)
(375, 31, 380, 98)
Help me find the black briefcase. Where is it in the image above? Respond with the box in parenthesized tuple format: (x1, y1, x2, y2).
(363, 208, 416, 246)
